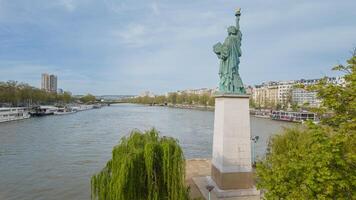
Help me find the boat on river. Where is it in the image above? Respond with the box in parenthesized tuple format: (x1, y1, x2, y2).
(250, 109, 272, 118)
(30, 106, 58, 117)
(271, 110, 318, 123)
(93, 104, 102, 109)
(54, 107, 76, 115)
(0, 107, 31, 123)
(71, 105, 94, 112)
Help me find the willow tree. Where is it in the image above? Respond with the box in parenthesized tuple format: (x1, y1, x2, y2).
(91, 129, 189, 200)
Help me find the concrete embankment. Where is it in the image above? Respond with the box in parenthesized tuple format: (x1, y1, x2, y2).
(167, 104, 214, 111)
(145, 103, 214, 111)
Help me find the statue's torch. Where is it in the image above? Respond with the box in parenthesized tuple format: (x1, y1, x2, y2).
(235, 8, 241, 29)
(235, 7, 241, 16)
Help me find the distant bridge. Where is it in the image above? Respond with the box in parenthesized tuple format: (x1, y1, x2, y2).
(99, 100, 127, 105)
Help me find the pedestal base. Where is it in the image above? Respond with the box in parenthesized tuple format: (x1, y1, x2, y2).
(193, 176, 260, 199)
(212, 164, 254, 190)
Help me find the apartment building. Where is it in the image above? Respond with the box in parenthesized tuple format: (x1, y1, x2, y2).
(41, 73, 57, 93)
(252, 76, 345, 109)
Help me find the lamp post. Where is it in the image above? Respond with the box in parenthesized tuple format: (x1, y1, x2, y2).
(251, 136, 259, 166)
(206, 185, 214, 200)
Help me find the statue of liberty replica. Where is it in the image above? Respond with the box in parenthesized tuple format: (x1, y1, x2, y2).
(213, 8, 246, 94)
(194, 8, 259, 198)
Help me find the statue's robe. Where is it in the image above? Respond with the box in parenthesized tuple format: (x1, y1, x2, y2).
(219, 31, 245, 94)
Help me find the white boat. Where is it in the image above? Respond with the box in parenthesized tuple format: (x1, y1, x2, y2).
(54, 108, 76, 115)
(71, 105, 94, 112)
(93, 104, 102, 109)
(30, 106, 58, 116)
(81, 105, 94, 111)
(271, 110, 318, 123)
(0, 107, 31, 123)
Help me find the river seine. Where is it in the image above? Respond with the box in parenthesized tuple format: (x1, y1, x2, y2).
(0, 104, 292, 200)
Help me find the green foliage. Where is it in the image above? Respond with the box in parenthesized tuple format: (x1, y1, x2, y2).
(308, 51, 356, 129)
(249, 97, 256, 108)
(0, 80, 73, 106)
(256, 52, 356, 199)
(79, 94, 96, 103)
(291, 102, 299, 112)
(91, 129, 189, 200)
(256, 124, 355, 199)
(168, 93, 177, 104)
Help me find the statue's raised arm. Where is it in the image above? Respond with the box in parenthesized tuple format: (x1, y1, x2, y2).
(235, 8, 241, 30)
(235, 8, 242, 57)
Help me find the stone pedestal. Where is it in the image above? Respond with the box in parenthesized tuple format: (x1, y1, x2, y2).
(210, 94, 258, 197)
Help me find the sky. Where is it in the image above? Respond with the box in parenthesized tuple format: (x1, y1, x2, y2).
(0, 0, 355, 95)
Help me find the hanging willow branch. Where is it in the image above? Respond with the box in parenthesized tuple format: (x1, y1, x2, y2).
(91, 129, 189, 200)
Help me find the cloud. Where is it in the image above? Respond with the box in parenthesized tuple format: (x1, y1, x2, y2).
(0, 0, 355, 94)
(103, 0, 147, 14)
(151, 1, 160, 15)
(277, 26, 356, 54)
(113, 24, 148, 47)
(58, 0, 75, 12)
(111, 8, 224, 49)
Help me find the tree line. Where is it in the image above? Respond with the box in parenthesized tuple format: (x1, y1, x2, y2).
(79, 94, 97, 104)
(0, 80, 73, 107)
(125, 92, 215, 107)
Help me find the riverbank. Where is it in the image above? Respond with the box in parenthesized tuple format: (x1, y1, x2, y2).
(0, 104, 107, 123)
(146, 103, 318, 123)
(139, 103, 215, 111)
(166, 103, 214, 111)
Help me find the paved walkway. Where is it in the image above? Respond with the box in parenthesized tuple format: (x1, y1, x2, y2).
(186, 159, 212, 199)
(186, 159, 260, 200)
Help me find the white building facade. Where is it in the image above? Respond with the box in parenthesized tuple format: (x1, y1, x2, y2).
(252, 76, 344, 109)
(291, 88, 320, 107)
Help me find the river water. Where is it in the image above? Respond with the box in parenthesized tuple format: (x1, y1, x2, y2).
(0, 104, 291, 200)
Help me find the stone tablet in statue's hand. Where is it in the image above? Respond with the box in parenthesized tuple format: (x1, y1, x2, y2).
(213, 42, 223, 59)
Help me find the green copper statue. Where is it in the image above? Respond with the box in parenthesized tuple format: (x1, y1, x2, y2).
(213, 8, 246, 94)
